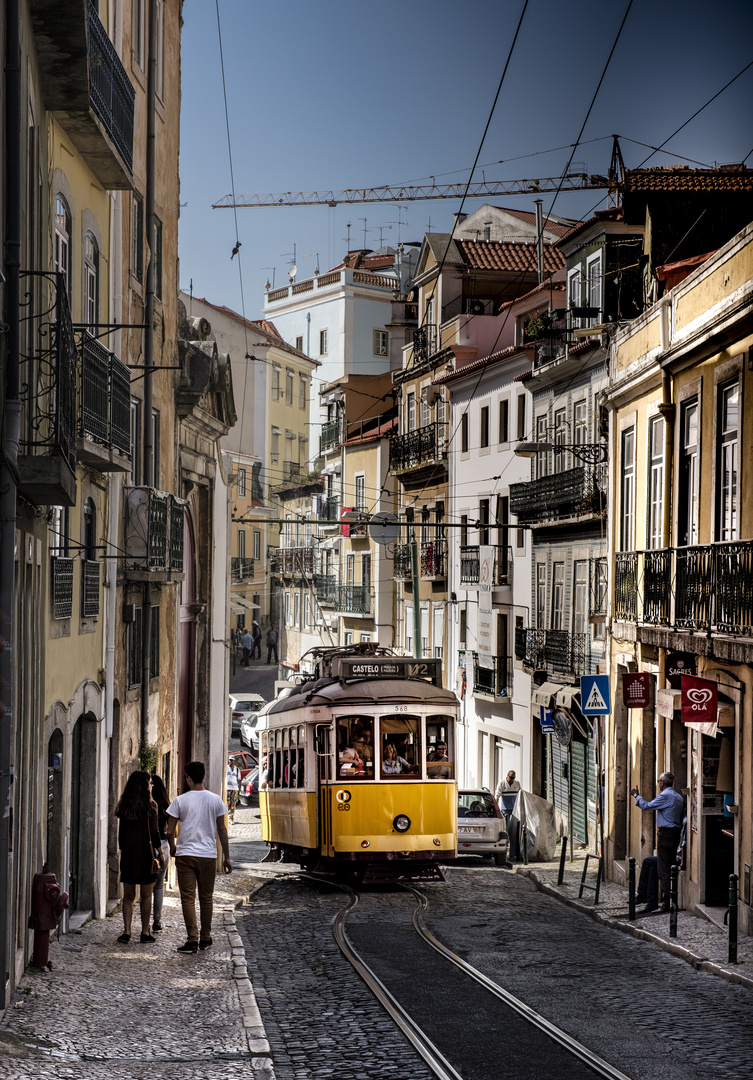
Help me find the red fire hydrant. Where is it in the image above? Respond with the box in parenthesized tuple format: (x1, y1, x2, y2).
(29, 864, 68, 970)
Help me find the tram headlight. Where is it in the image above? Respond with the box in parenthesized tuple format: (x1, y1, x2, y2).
(393, 814, 411, 833)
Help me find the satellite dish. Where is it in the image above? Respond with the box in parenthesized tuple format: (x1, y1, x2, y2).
(288, 264, 297, 281)
(369, 511, 399, 546)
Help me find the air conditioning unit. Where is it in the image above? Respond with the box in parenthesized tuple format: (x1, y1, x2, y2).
(467, 298, 486, 316)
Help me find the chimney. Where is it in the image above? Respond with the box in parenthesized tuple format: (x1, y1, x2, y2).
(453, 212, 467, 231)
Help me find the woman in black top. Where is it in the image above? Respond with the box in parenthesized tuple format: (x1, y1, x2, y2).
(150, 774, 171, 932)
(115, 771, 161, 943)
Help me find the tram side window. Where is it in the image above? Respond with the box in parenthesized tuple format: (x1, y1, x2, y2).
(426, 716, 454, 779)
(380, 715, 421, 778)
(337, 715, 374, 779)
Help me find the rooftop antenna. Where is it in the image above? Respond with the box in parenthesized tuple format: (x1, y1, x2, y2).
(386, 205, 408, 246)
(282, 243, 297, 282)
(359, 217, 368, 247)
(344, 222, 352, 252)
(262, 267, 275, 290)
(302, 253, 320, 274)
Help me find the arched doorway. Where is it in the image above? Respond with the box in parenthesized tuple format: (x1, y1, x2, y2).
(46, 729, 65, 878)
(69, 714, 98, 911)
(177, 510, 196, 790)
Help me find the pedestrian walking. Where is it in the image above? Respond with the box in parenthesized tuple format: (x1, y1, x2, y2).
(251, 619, 262, 660)
(266, 623, 279, 664)
(149, 774, 171, 932)
(240, 627, 253, 666)
(226, 756, 241, 822)
(631, 771, 684, 912)
(115, 771, 162, 944)
(495, 770, 521, 798)
(166, 761, 232, 954)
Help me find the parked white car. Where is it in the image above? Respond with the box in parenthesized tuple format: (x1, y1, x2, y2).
(239, 712, 260, 750)
(228, 693, 266, 737)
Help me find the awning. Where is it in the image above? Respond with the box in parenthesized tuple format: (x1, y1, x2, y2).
(656, 687, 681, 719)
(555, 685, 580, 709)
(532, 681, 561, 708)
(232, 597, 261, 611)
(230, 603, 245, 615)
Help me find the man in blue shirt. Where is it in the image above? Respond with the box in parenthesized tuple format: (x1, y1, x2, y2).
(631, 772, 685, 912)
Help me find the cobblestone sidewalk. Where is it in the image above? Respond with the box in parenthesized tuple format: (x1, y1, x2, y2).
(514, 845, 753, 990)
(0, 868, 275, 1080)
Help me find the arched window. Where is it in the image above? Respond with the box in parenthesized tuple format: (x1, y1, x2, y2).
(84, 232, 99, 327)
(54, 195, 71, 297)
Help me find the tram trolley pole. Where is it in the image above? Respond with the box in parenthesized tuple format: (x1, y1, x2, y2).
(728, 874, 739, 965)
(669, 863, 678, 938)
(557, 835, 568, 886)
(628, 856, 636, 921)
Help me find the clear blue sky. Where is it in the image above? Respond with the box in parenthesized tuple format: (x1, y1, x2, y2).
(178, 0, 753, 320)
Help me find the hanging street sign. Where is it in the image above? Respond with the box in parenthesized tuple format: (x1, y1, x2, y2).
(539, 705, 554, 733)
(622, 672, 653, 709)
(680, 674, 718, 725)
(666, 652, 696, 689)
(580, 674, 611, 715)
(477, 545, 494, 669)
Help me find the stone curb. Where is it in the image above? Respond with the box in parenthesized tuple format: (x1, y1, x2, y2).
(517, 867, 753, 992)
(222, 881, 276, 1073)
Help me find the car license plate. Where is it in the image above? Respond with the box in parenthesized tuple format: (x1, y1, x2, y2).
(460, 826, 482, 835)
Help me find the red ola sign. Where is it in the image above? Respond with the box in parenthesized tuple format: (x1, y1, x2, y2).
(680, 675, 718, 725)
(622, 672, 653, 709)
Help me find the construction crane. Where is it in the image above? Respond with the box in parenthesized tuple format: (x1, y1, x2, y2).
(213, 138, 626, 209)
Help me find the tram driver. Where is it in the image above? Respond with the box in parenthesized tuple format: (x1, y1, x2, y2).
(382, 741, 416, 776)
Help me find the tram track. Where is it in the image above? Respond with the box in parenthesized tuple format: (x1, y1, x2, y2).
(327, 879, 634, 1080)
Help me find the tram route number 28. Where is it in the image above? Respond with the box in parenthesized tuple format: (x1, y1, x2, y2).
(336, 790, 352, 811)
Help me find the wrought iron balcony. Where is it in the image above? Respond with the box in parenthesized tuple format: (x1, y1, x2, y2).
(124, 487, 186, 578)
(509, 464, 606, 525)
(321, 419, 342, 453)
(315, 574, 338, 605)
(81, 559, 101, 617)
(472, 653, 512, 698)
(169, 496, 185, 572)
(389, 422, 444, 473)
(421, 540, 446, 578)
(18, 272, 77, 505)
(87, 0, 135, 175)
(459, 545, 511, 586)
(614, 552, 638, 622)
(51, 556, 75, 620)
(393, 544, 412, 580)
(514, 628, 590, 677)
(231, 557, 255, 582)
(335, 585, 371, 615)
(78, 334, 131, 467)
(278, 546, 315, 577)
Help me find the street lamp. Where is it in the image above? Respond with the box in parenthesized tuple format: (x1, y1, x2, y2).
(514, 439, 608, 465)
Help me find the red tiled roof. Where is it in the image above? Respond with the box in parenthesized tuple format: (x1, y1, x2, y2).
(498, 278, 566, 313)
(432, 343, 534, 385)
(555, 206, 627, 245)
(329, 249, 398, 272)
(456, 240, 565, 273)
(481, 206, 577, 238)
(344, 415, 397, 444)
(656, 250, 716, 281)
(249, 318, 281, 338)
(188, 298, 319, 364)
(623, 166, 753, 194)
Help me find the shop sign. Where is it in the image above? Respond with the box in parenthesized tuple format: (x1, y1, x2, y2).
(666, 652, 696, 689)
(680, 674, 718, 725)
(656, 689, 678, 719)
(477, 546, 494, 669)
(621, 672, 653, 709)
(539, 705, 554, 733)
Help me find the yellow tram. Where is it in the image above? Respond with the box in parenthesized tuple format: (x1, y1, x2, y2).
(258, 648, 460, 878)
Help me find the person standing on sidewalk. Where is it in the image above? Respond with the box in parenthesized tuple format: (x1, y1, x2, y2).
(251, 619, 262, 660)
(631, 772, 684, 912)
(266, 623, 279, 664)
(166, 761, 232, 954)
(240, 627, 253, 667)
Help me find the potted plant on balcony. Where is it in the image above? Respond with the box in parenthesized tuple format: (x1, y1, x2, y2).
(523, 310, 556, 342)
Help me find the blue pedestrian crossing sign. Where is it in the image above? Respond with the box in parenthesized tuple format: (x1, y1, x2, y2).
(580, 674, 611, 715)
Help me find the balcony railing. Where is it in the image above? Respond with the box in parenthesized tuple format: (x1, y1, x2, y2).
(321, 419, 342, 453)
(87, 0, 135, 172)
(460, 545, 511, 586)
(509, 465, 606, 525)
(472, 653, 512, 698)
(421, 540, 447, 578)
(315, 574, 338, 605)
(389, 422, 444, 473)
(278, 546, 315, 577)
(79, 334, 131, 459)
(231, 557, 255, 582)
(616, 541, 753, 637)
(323, 495, 341, 522)
(124, 488, 186, 575)
(81, 559, 101, 617)
(393, 543, 412, 580)
(335, 585, 371, 615)
(515, 628, 590, 677)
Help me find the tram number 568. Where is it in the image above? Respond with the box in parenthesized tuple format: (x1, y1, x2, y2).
(336, 790, 351, 812)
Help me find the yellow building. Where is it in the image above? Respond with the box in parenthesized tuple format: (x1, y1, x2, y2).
(605, 221, 753, 930)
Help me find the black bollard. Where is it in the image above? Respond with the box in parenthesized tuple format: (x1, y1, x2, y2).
(729, 874, 738, 965)
(669, 863, 678, 938)
(628, 856, 636, 921)
(558, 836, 568, 885)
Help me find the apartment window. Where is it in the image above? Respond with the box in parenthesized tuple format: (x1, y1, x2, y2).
(621, 427, 635, 550)
(346, 554, 355, 585)
(237, 529, 246, 562)
(133, 0, 146, 68)
(84, 232, 99, 327)
(150, 605, 160, 678)
(237, 467, 246, 497)
(405, 604, 413, 653)
(536, 415, 549, 479)
(151, 408, 160, 488)
(253, 530, 261, 560)
(54, 195, 71, 298)
(573, 560, 587, 635)
(132, 192, 144, 283)
(480, 406, 489, 449)
(479, 499, 490, 545)
(592, 558, 607, 639)
(421, 607, 429, 657)
(130, 398, 142, 484)
(420, 393, 431, 429)
(460, 514, 468, 547)
(461, 411, 469, 453)
(284, 592, 291, 627)
(567, 267, 583, 327)
(295, 334, 303, 352)
(155, 0, 165, 98)
(679, 400, 699, 547)
(319, 328, 328, 356)
(536, 564, 546, 629)
(551, 562, 565, 630)
(647, 415, 665, 549)
(128, 607, 143, 687)
(586, 251, 602, 324)
(483, 222, 492, 242)
(717, 380, 739, 541)
(271, 429, 280, 464)
(374, 328, 388, 356)
(360, 632, 372, 644)
(344, 631, 354, 647)
(294, 593, 300, 629)
(407, 392, 416, 432)
(286, 370, 294, 405)
(354, 474, 365, 511)
(299, 376, 307, 409)
(498, 399, 509, 444)
(553, 408, 567, 472)
(304, 594, 311, 628)
(272, 366, 281, 399)
(433, 606, 444, 660)
(361, 553, 371, 590)
(517, 394, 526, 440)
(573, 399, 587, 445)
(459, 607, 467, 647)
(153, 218, 163, 300)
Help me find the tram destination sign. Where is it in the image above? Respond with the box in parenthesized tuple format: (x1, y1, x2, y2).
(339, 657, 442, 686)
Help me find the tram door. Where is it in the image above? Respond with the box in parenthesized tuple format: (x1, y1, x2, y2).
(316, 725, 333, 855)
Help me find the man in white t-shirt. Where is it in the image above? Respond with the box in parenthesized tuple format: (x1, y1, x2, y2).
(166, 760, 232, 954)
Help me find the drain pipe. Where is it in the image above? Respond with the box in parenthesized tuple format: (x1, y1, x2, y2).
(0, 0, 22, 1010)
(140, 0, 158, 751)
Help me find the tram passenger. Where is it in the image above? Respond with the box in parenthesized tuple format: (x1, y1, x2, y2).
(339, 744, 365, 776)
(381, 741, 414, 776)
(358, 728, 374, 762)
(426, 742, 452, 778)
